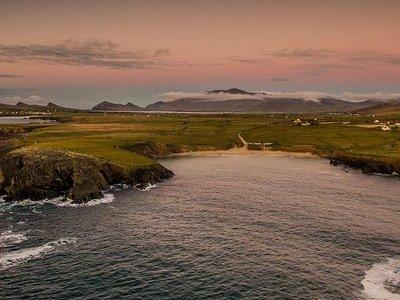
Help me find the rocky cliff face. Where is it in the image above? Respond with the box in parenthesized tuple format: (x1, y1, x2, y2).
(0, 148, 173, 203)
(314, 149, 400, 175)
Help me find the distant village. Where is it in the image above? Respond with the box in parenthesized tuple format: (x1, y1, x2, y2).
(292, 117, 400, 132)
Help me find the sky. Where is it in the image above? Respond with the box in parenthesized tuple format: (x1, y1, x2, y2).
(1, 0, 400, 108)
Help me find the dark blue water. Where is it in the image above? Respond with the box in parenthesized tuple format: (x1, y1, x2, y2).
(1, 156, 399, 299)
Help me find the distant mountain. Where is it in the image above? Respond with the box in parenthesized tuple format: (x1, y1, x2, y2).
(91, 101, 144, 112)
(353, 101, 400, 115)
(0, 102, 79, 112)
(208, 88, 256, 95)
(145, 88, 383, 113)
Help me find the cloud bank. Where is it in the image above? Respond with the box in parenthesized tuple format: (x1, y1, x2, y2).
(0, 73, 24, 78)
(158, 91, 265, 102)
(158, 90, 400, 103)
(0, 39, 171, 69)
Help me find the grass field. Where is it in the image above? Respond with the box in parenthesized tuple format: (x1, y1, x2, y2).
(2, 112, 400, 170)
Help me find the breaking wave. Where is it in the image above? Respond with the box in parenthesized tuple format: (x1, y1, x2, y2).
(0, 237, 77, 271)
(361, 258, 400, 300)
(0, 193, 115, 210)
(0, 230, 27, 247)
(136, 183, 157, 191)
(49, 193, 115, 207)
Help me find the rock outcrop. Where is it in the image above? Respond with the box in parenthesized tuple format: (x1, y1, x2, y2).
(0, 148, 173, 203)
(323, 151, 400, 175)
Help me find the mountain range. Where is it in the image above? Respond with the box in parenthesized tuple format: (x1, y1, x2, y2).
(0, 102, 79, 112)
(7, 89, 398, 115)
(91, 101, 144, 112)
(143, 88, 400, 114)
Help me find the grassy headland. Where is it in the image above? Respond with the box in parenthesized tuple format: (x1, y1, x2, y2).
(1, 111, 399, 202)
(5, 112, 400, 166)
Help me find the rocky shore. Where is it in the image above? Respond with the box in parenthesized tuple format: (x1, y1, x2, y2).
(323, 152, 400, 175)
(0, 148, 173, 203)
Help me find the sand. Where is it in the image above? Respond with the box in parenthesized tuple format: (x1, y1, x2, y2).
(168, 147, 316, 158)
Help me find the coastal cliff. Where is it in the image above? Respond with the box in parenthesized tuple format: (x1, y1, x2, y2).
(315, 150, 400, 175)
(0, 148, 173, 203)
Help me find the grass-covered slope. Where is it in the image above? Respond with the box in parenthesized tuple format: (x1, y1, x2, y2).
(1, 111, 400, 202)
(14, 112, 400, 165)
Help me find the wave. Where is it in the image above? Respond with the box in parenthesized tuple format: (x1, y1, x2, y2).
(0, 198, 52, 212)
(0, 181, 158, 211)
(361, 258, 400, 300)
(0, 230, 27, 248)
(0, 237, 77, 271)
(51, 193, 115, 207)
(136, 183, 157, 191)
(0, 194, 115, 211)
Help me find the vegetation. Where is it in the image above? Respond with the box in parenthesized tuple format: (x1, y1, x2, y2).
(1, 111, 400, 173)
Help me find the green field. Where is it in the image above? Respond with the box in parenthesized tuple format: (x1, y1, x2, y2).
(2, 112, 400, 171)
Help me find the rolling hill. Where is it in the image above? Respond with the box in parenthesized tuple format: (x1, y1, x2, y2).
(354, 102, 400, 115)
(0, 102, 79, 113)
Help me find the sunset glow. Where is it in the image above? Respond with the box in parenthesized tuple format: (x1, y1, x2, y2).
(1, 0, 400, 107)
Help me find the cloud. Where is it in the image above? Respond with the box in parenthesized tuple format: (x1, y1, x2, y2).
(270, 48, 335, 59)
(260, 91, 330, 101)
(341, 92, 400, 101)
(229, 57, 269, 65)
(158, 91, 265, 102)
(0, 88, 52, 105)
(268, 78, 290, 82)
(0, 39, 172, 69)
(270, 48, 400, 67)
(158, 90, 400, 103)
(295, 63, 356, 76)
(0, 88, 39, 97)
(0, 94, 52, 105)
(0, 73, 24, 78)
(158, 90, 329, 102)
(345, 50, 400, 66)
(152, 48, 171, 57)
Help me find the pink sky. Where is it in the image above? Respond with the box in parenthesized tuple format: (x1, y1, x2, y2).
(1, 0, 400, 106)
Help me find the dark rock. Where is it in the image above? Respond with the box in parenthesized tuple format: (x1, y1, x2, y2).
(0, 148, 173, 203)
(327, 152, 400, 176)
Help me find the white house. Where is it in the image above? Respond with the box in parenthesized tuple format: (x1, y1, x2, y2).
(293, 119, 302, 125)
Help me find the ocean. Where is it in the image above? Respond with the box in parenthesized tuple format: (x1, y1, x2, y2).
(1, 156, 399, 299)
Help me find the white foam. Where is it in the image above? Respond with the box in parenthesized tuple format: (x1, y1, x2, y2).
(0, 194, 115, 210)
(0, 230, 27, 247)
(136, 183, 157, 191)
(0, 198, 50, 211)
(51, 193, 115, 207)
(0, 237, 77, 271)
(362, 258, 400, 300)
(110, 183, 130, 191)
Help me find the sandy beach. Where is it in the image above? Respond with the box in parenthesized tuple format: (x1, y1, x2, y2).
(168, 147, 317, 158)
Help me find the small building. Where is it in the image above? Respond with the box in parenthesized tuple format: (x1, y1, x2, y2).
(382, 125, 391, 132)
(293, 119, 302, 126)
(373, 119, 380, 124)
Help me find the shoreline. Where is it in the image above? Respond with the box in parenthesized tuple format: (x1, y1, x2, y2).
(166, 148, 400, 177)
(166, 147, 317, 158)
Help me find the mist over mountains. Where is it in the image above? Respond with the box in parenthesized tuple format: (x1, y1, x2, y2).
(2, 88, 400, 114)
(143, 88, 400, 113)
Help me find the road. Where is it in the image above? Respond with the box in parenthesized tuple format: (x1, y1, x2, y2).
(237, 132, 248, 148)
